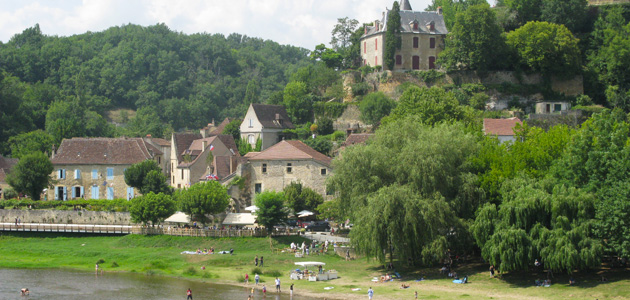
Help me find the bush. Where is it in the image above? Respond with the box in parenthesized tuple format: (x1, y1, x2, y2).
(316, 117, 334, 135)
(110, 261, 119, 268)
(358, 65, 374, 77)
(331, 131, 346, 142)
(264, 269, 283, 277)
(251, 267, 263, 275)
(351, 82, 370, 97)
(183, 266, 197, 276)
(410, 70, 445, 84)
(96, 258, 105, 264)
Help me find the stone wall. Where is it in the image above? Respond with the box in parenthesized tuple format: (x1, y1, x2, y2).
(0, 209, 132, 225)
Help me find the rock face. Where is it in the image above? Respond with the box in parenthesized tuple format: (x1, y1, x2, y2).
(0, 209, 132, 225)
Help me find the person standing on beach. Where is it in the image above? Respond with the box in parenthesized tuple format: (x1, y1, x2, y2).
(255, 255, 258, 266)
(186, 288, 193, 300)
(245, 273, 249, 284)
(275, 277, 281, 292)
(415, 290, 418, 299)
(255, 273, 260, 285)
(260, 256, 264, 267)
(95, 263, 99, 275)
(367, 287, 374, 300)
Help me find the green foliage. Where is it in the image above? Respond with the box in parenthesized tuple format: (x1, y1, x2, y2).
(351, 82, 370, 97)
(440, 4, 508, 71)
(254, 191, 288, 233)
(7, 151, 53, 200)
(507, 21, 581, 77)
(124, 160, 171, 195)
(310, 44, 343, 69)
(177, 181, 230, 225)
(316, 117, 334, 135)
(330, 17, 361, 69)
(313, 102, 348, 119)
(469, 93, 489, 110)
(384, 86, 472, 126)
(359, 92, 396, 125)
(2, 188, 18, 199)
(409, 70, 445, 84)
(283, 81, 313, 124)
(8, 130, 54, 159)
(540, 0, 588, 33)
(302, 136, 333, 155)
(502, 0, 542, 27)
(384, 1, 402, 70)
(0, 198, 131, 211)
(316, 198, 344, 221)
(427, 0, 489, 30)
(283, 182, 324, 214)
(129, 192, 176, 226)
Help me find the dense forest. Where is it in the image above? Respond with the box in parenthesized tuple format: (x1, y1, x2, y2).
(0, 23, 311, 154)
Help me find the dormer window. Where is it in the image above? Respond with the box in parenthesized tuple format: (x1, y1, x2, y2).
(410, 21, 418, 31)
(427, 21, 435, 32)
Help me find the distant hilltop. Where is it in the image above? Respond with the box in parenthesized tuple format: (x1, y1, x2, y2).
(589, 0, 630, 5)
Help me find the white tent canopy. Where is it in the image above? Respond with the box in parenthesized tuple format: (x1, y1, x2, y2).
(244, 205, 258, 212)
(296, 210, 313, 215)
(294, 261, 326, 267)
(223, 213, 257, 225)
(165, 211, 190, 223)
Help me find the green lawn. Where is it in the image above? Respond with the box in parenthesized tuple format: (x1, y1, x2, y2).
(0, 233, 628, 300)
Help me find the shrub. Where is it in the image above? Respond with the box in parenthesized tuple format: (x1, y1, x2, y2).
(110, 261, 119, 268)
(331, 131, 346, 142)
(313, 102, 348, 119)
(410, 70, 445, 84)
(183, 266, 197, 276)
(264, 269, 283, 277)
(251, 267, 263, 275)
(351, 82, 370, 97)
(96, 258, 105, 264)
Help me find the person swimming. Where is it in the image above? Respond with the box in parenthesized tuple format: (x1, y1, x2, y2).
(20, 288, 30, 296)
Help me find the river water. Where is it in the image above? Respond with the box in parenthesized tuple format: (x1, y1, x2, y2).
(0, 269, 322, 300)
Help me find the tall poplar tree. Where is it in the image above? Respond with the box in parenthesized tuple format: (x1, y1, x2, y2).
(384, 1, 402, 70)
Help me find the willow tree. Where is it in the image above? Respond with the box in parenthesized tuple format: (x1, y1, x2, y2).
(472, 176, 602, 274)
(384, 1, 402, 70)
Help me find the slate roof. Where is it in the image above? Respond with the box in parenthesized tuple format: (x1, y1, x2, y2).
(173, 132, 202, 162)
(151, 138, 171, 147)
(246, 140, 332, 167)
(401, 0, 413, 10)
(180, 135, 240, 169)
(363, 8, 447, 37)
(210, 118, 235, 135)
(51, 138, 156, 165)
(483, 118, 522, 136)
(0, 155, 18, 183)
(343, 133, 374, 147)
(251, 104, 295, 129)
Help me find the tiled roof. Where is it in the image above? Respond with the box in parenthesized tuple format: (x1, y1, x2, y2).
(151, 138, 171, 146)
(210, 118, 235, 136)
(180, 135, 240, 168)
(343, 133, 374, 146)
(364, 9, 447, 37)
(173, 132, 202, 162)
(215, 135, 239, 155)
(252, 104, 295, 129)
(144, 142, 163, 156)
(483, 118, 522, 136)
(247, 140, 332, 167)
(51, 138, 155, 165)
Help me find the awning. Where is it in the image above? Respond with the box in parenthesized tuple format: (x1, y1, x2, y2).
(223, 213, 257, 225)
(295, 261, 326, 267)
(165, 211, 190, 223)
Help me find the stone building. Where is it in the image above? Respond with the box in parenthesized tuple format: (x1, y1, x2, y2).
(535, 102, 571, 114)
(47, 137, 163, 200)
(238, 140, 332, 198)
(240, 103, 294, 151)
(483, 118, 522, 144)
(0, 154, 18, 199)
(143, 135, 171, 177)
(360, 0, 447, 70)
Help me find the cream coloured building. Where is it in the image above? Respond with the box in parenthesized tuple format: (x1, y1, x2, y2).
(240, 103, 294, 151)
(360, 0, 447, 70)
(47, 137, 163, 200)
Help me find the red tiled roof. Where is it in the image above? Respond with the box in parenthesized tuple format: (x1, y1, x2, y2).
(51, 138, 155, 165)
(483, 118, 522, 136)
(343, 133, 374, 146)
(247, 140, 332, 167)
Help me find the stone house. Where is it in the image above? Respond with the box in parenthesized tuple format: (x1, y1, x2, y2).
(240, 103, 294, 151)
(143, 135, 171, 177)
(0, 154, 18, 199)
(483, 117, 522, 144)
(535, 102, 571, 114)
(170, 134, 239, 189)
(237, 140, 332, 198)
(47, 137, 163, 201)
(360, 0, 447, 70)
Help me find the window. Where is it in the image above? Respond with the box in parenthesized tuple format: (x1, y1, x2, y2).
(158, 156, 161, 164)
(107, 187, 114, 200)
(429, 56, 436, 69)
(55, 186, 66, 200)
(249, 118, 253, 128)
(181, 169, 184, 180)
(255, 183, 262, 194)
(172, 176, 175, 184)
(92, 169, 98, 179)
(262, 163, 267, 173)
(554, 104, 562, 112)
(396, 55, 402, 65)
(430, 37, 435, 49)
(72, 186, 83, 199)
(106, 168, 114, 180)
(413, 37, 418, 48)
(74, 169, 81, 179)
(413, 23, 418, 30)
(57, 169, 66, 180)
(248, 134, 255, 145)
(546, 104, 551, 113)
(286, 163, 292, 173)
(363, 41, 366, 53)
(127, 187, 134, 200)
(91, 186, 99, 199)
(375, 38, 378, 50)
(321, 168, 327, 175)
(412, 56, 420, 70)
(430, 23, 435, 31)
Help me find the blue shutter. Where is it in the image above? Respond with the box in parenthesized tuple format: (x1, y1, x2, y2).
(107, 187, 114, 200)
(71, 187, 76, 199)
(55, 187, 59, 200)
(63, 187, 67, 200)
(107, 168, 114, 180)
(80, 186, 84, 199)
(74, 169, 81, 179)
(92, 169, 98, 179)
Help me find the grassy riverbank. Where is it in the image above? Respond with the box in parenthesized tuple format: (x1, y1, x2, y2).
(1, 233, 628, 300)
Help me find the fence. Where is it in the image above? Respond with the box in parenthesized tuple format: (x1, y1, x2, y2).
(0, 222, 132, 234)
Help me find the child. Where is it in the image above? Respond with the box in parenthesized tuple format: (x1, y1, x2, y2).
(262, 285, 266, 295)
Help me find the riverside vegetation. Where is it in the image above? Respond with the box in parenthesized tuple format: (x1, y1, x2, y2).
(0, 233, 628, 300)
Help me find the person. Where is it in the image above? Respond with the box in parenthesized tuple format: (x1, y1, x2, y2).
(275, 277, 281, 292)
(255, 255, 259, 266)
(186, 288, 193, 300)
(569, 277, 576, 285)
(245, 273, 249, 284)
(290, 283, 294, 297)
(21, 288, 29, 296)
(95, 263, 99, 275)
(319, 265, 323, 274)
(248, 296, 252, 300)
(255, 273, 260, 285)
(367, 287, 374, 300)
(415, 291, 418, 299)
(400, 283, 409, 289)
(262, 285, 267, 295)
(535, 259, 541, 267)
(260, 256, 264, 267)
(346, 249, 350, 261)
(489, 265, 495, 278)
(230, 248, 234, 255)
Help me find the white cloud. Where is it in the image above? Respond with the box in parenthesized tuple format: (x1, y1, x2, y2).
(0, 0, 468, 49)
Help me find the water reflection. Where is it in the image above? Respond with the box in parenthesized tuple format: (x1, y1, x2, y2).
(0, 269, 321, 300)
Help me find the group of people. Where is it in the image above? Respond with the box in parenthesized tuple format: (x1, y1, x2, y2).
(195, 247, 215, 254)
(244, 273, 261, 285)
(254, 255, 264, 267)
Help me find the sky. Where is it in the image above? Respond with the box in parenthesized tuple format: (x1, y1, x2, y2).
(0, 0, 492, 50)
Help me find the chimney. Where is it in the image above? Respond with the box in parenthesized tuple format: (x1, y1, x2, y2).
(146, 134, 152, 138)
(437, 6, 443, 15)
(51, 144, 57, 159)
(202, 140, 208, 152)
(364, 25, 367, 34)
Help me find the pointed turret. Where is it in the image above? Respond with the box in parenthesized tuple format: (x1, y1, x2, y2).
(400, 0, 412, 10)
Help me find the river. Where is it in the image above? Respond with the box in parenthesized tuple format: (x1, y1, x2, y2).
(0, 269, 322, 300)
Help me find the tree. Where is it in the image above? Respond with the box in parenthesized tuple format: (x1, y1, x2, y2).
(45, 100, 85, 144)
(540, 0, 588, 33)
(254, 191, 288, 233)
(316, 117, 334, 135)
(506, 21, 581, 77)
(223, 119, 242, 143)
(8, 130, 54, 159)
(310, 44, 343, 69)
(7, 151, 53, 200)
(383, 86, 471, 125)
(330, 17, 360, 68)
(124, 160, 171, 195)
(129, 192, 176, 226)
(283, 81, 313, 124)
(439, 4, 508, 71)
(178, 181, 230, 225)
(502, 0, 542, 27)
(384, 1, 402, 70)
(302, 136, 333, 155)
(283, 182, 324, 213)
(359, 92, 396, 125)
